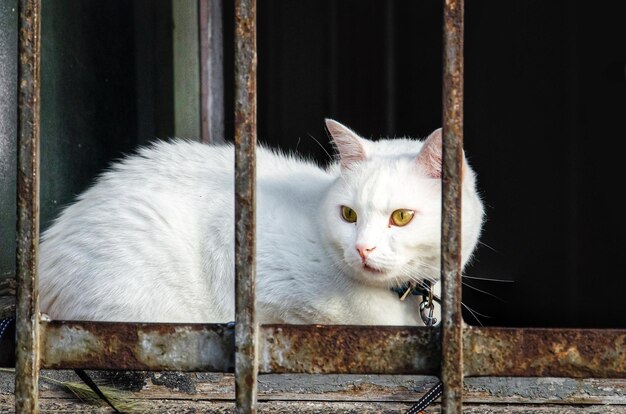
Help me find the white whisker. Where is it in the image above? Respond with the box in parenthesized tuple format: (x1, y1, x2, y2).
(306, 133, 334, 163)
(477, 241, 499, 253)
(462, 275, 514, 283)
(462, 282, 505, 302)
(461, 302, 489, 326)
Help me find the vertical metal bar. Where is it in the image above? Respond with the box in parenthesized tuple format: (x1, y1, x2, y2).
(15, 0, 41, 413)
(234, 0, 257, 413)
(441, 0, 464, 413)
(200, 0, 225, 144)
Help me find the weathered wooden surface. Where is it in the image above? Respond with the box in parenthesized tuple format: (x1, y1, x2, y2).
(1, 398, 625, 414)
(1, 371, 625, 413)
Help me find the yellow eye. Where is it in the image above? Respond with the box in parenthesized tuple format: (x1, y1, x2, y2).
(341, 206, 357, 223)
(390, 209, 415, 226)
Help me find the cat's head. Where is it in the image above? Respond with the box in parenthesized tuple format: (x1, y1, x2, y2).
(321, 119, 484, 289)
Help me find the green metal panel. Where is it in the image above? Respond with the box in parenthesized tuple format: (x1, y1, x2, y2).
(39, 1, 139, 229)
(0, 0, 180, 283)
(173, 0, 201, 140)
(0, 1, 18, 283)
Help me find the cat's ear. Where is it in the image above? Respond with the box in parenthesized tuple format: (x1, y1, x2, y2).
(416, 128, 443, 178)
(325, 119, 368, 170)
(417, 128, 467, 180)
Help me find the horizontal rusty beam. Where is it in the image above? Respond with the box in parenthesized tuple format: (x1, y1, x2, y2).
(464, 326, 626, 378)
(39, 322, 440, 375)
(258, 325, 441, 375)
(40, 321, 235, 372)
(39, 321, 626, 379)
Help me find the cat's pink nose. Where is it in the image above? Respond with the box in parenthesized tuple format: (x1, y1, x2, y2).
(356, 244, 376, 262)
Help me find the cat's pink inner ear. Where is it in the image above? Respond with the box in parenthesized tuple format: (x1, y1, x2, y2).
(325, 119, 367, 170)
(416, 128, 443, 178)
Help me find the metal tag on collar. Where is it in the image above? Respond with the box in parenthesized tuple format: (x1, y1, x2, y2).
(419, 280, 438, 327)
(420, 299, 437, 326)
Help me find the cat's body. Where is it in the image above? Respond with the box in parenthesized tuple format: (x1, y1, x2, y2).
(39, 120, 484, 325)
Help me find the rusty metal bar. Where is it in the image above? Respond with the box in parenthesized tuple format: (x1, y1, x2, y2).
(441, 0, 465, 412)
(38, 323, 440, 374)
(37, 322, 626, 378)
(200, 0, 224, 144)
(259, 325, 441, 375)
(464, 327, 626, 378)
(15, 0, 41, 413)
(234, 0, 258, 413)
(40, 321, 235, 372)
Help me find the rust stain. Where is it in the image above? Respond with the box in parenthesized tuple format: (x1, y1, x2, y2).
(259, 325, 440, 375)
(464, 327, 626, 378)
(34, 322, 626, 379)
(40, 321, 235, 372)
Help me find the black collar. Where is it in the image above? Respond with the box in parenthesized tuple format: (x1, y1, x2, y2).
(391, 281, 440, 304)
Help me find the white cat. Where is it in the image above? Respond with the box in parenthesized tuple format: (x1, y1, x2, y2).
(39, 120, 484, 325)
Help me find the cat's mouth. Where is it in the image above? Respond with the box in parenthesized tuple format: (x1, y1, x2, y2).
(362, 263, 385, 274)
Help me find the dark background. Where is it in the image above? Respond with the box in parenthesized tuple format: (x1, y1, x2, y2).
(1, 0, 624, 328)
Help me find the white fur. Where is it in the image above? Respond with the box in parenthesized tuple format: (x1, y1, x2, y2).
(39, 121, 484, 325)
